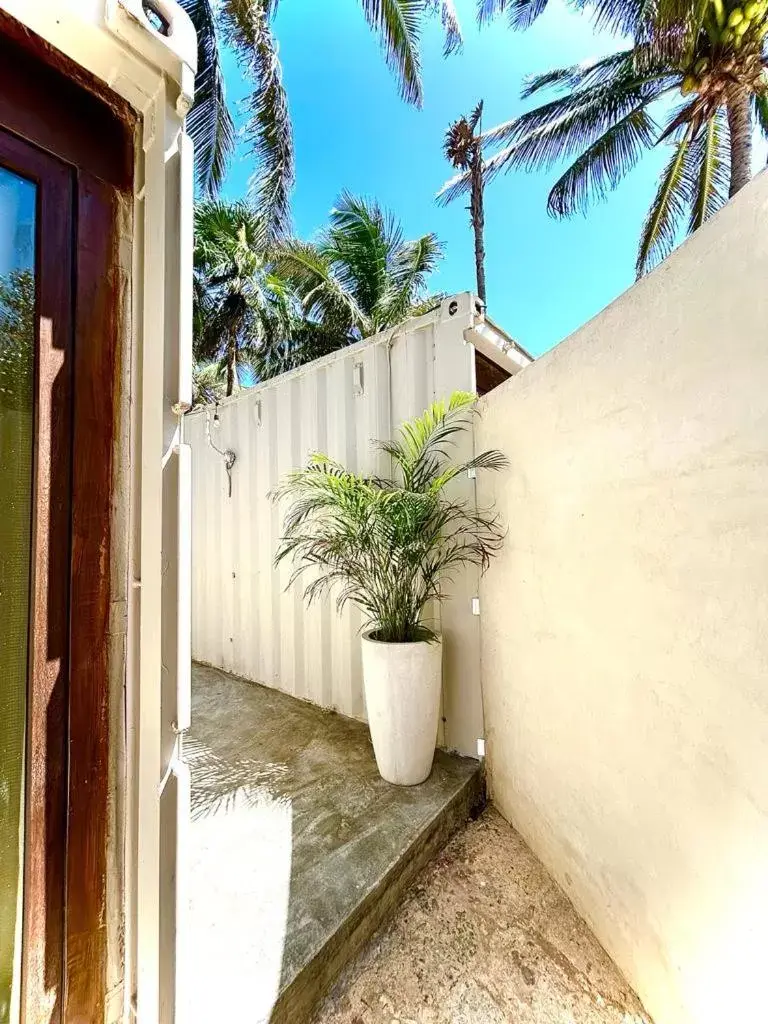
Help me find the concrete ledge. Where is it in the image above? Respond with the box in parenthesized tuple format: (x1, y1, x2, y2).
(273, 762, 485, 1023)
(186, 663, 485, 1024)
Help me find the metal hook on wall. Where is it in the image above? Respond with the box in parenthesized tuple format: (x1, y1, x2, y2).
(206, 403, 237, 498)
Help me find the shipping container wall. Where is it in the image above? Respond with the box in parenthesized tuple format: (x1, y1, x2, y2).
(187, 294, 520, 755)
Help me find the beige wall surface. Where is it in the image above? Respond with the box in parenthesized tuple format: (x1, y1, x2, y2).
(476, 173, 768, 1024)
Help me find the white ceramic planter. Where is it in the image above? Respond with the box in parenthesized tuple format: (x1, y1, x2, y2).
(361, 631, 443, 786)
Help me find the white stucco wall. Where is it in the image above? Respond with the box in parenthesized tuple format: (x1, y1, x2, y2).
(476, 172, 768, 1024)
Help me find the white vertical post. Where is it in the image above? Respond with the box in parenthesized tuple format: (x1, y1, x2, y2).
(136, 81, 166, 1024)
(175, 131, 194, 415)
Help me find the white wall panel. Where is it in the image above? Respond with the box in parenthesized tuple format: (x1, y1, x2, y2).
(187, 294, 527, 755)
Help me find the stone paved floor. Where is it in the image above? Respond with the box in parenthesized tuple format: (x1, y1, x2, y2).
(313, 808, 652, 1024)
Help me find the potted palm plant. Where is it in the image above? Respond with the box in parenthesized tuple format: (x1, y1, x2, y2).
(274, 391, 507, 786)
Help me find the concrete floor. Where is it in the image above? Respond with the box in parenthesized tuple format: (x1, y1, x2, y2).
(314, 809, 652, 1024)
(182, 663, 482, 1023)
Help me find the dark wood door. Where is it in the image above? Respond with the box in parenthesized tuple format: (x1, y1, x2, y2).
(0, 127, 74, 1024)
(0, 19, 135, 1024)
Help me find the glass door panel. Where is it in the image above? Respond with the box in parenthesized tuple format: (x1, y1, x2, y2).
(0, 163, 36, 1024)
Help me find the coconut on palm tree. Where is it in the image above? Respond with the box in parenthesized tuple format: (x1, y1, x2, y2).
(194, 200, 295, 395)
(272, 192, 444, 340)
(457, 0, 768, 276)
(180, 0, 463, 234)
(440, 101, 487, 304)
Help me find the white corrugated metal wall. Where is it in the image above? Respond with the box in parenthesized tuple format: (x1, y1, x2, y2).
(187, 293, 526, 756)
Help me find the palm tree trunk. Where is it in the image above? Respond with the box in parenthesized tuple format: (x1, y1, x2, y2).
(726, 87, 753, 198)
(469, 143, 486, 306)
(226, 337, 236, 397)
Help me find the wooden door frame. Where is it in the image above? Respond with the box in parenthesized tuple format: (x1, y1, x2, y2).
(0, 18, 135, 1023)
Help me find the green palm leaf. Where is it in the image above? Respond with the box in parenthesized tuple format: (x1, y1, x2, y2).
(325, 192, 400, 314)
(221, 0, 294, 240)
(361, 0, 425, 105)
(273, 193, 443, 339)
(478, 0, 658, 38)
(274, 393, 506, 642)
(686, 111, 729, 232)
(547, 106, 658, 216)
(635, 127, 693, 278)
(380, 233, 444, 327)
(271, 238, 368, 333)
(194, 198, 297, 393)
(437, 50, 676, 207)
(478, 0, 548, 30)
(361, 1, 464, 104)
(520, 47, 671, 99)
(180, 0, 235, 195)
(427, 0, 464, 54)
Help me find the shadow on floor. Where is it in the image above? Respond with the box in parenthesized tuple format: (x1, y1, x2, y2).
(183, 662, 481, 1023)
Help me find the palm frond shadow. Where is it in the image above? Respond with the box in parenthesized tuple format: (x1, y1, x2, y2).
(185, 735, 290, 820)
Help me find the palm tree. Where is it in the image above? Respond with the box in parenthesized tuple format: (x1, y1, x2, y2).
(440, 101, 487, 304)
(272, 192, 444, 340)
(180, 0, 463, 236)
(465, 0, 768, 276)
(194, 200, 294, 395)
(192, 361, 229, 406)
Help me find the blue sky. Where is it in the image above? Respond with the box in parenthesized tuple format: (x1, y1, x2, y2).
(219, 2, 713, 356)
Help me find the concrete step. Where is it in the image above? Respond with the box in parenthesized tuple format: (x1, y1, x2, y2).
(314, 808, 653, 1024)
(273, 752, 486, 1023)
(187, 663, 485, 1024)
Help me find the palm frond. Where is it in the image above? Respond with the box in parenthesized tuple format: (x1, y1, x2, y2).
(221, 0, 294, 240)
(686, 110, 729, 232)
(520, 48, 663, 99)
(427, 0, 464, 54)
(635, 127, 694, 278)
(274, 393, 506, 642)
(650, 0, 710, 62)
(180, 0, 236, 194)
(478, 0, 658, 35)
(482, 90, 667, 188)
(435, 167, 472, 205)
(547, 106, 658, 217)
(361, 0, 425, 105)
(192, 361, 228, 406)
(376, 390, 476, 491)
(326, 192, 400, 314)
(477, 0, 548, 30)
(586, 0, 660, 37)
(271, 238, 369, 333)
(275, 192, 442, 338)
(389, 231, 444, 283)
